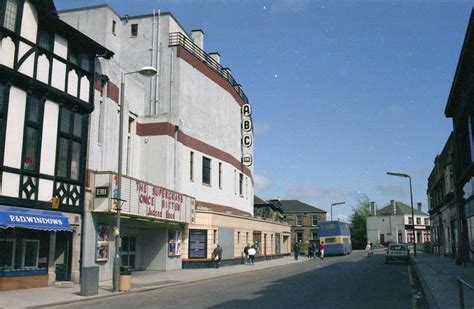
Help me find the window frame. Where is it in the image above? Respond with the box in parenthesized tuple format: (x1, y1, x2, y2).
(21, 94, 44, 173)
(21, 239, 40, 269)
(296, 232, 303, 243)
(239, 173, 243, 196)
(190, 151, 194, 181)
(3, 239, 16, 270)
(218, 162, 222, 189)
(202, 156, 211, 185)
(296, 215, 303, 226)
(131, 23, 138, 37)
(312, 215, 318, 226)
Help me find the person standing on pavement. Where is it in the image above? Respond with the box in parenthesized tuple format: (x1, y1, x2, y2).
(293, 242, 300, 260)
(319, 241, 325, 260)
(310, 242, 316, 259)
(366, 242, 373, 257)
(212, 244, 223, 268)
(248, 245, 256, 265)
(244, 244, 250, 265)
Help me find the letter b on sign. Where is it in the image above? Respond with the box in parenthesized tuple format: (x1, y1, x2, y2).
(243, 119, 252, 132)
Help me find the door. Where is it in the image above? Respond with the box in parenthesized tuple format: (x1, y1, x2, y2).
(380, 234, 385, 245)
(55, 232, 72, 281)
(121, 236, 137, 269)
(263, 234, 267, 256)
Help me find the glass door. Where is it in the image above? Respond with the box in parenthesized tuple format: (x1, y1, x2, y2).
(121, 236, 136, 269)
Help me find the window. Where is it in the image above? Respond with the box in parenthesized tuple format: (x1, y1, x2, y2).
(416, 217, 421, 225)
(296, 232, 303, 243)
(3, 0, 18, 32)
(56, 108, 85, 181)
(2, 239, 15, 270)
(325, 237, 336, 244)
(312, 215, 318, 226)
(202, 156, 211, 185)
(0, 84, 9, 164)
(213, 229, 217, 244)
(424, 218, 429, 225)
(37, 29, 53, 51)
(131, 24, 138, 37)
(22, 95, 44, 172)
(237, 232, 240, 244)
(239, 173, 243, 196)
(246, 232, 249, 243)
(126, 117, 134, 175)
(80, 54, 90, 72)
(22, 239, 39, 268)
(112, 20, 116, 35)
(190, 151, 194, 181)
(296, 215, 303, 226)
(312, 231, 318, 240)
(408, 217, 413, 225)
(218, 162, 222, 188)
(234, 169, 237, 194)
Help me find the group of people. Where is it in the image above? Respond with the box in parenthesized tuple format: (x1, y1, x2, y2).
(293, 241, 325, 260)
(243, 244, 257, 265)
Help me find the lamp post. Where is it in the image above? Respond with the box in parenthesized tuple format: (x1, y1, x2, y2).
(387, 171, 416, 257)
(113, 66, 157, 292)
(331, 201, 345, 221)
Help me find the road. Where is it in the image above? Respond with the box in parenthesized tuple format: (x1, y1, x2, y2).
(52, 250, 427, 309)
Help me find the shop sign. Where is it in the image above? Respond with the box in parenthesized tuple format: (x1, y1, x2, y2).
(95, 186, 109, 198)
(105, 174, 195, 224)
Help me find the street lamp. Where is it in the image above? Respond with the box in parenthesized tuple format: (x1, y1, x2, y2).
(331, 201, 345, 221)
(386, 171, 416, 257)
(113, 66, 157, 292)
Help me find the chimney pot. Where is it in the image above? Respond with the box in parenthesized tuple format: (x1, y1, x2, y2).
(417, 202, 422, 212)
(191, 29, 204, 50)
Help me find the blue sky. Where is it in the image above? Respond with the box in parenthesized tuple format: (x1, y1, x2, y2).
(56, 0, 472, 221)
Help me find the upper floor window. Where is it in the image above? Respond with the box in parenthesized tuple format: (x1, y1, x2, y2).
(239, 173, 243, 196)
(3, 0, 18, 32)
(416, 217, 421, 225)
(202, 156, 211, 185)
(22, 95, 44, 172)
(56, 108, 85, 181)
(190, 151, 194, 181)
(37, 29, 53, 51)
(112, 20, 116, 35)
(218, 162, 222, 188)
(0, 84, 8, 164)
(408, 217, 413, 225)
(424, 218, 429, 225)
(131, 24, 138, 37)
(296, 215, 303, 226)
(312, 215, 318, 226)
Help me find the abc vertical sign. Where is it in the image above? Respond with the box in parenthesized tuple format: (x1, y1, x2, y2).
(242, 103, 252, 166)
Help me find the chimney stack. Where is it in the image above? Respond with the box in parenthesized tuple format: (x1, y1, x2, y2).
(417, 202, 422, 212)
(390, 200, 396, 215)
(209, 52, 220, 64)
(370, 202, 376, 216)
(191, 29, 204, 50)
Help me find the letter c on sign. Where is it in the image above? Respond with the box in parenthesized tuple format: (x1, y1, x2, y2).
(243, 135, 252, 147)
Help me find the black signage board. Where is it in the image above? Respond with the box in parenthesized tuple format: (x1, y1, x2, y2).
(95, 186, 109, 198)
(188, 229, 208, 259)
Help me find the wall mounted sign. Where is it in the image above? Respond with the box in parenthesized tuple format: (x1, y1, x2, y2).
(95, 186, 109, 198)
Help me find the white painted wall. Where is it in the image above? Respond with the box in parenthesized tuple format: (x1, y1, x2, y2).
(4, 87, 26, 169)
(40, 100, 59, 175)
(20, 1, 38, 42)
(0, 36, 15, 68)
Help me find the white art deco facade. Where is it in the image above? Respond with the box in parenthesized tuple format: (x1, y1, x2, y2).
(60, 4, 289, 276)
(0, 0, 111, 290)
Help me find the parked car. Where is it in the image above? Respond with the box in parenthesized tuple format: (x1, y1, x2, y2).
(385, 243, 410, 264)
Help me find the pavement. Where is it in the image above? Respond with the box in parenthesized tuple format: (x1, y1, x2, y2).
(1, 250, 473, 308)
(0, 256, 308, 309)
(412, 251, 474, 309)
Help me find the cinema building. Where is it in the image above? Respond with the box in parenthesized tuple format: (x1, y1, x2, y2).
(0, 0, 112, 290)
(59, 4, 290, 277)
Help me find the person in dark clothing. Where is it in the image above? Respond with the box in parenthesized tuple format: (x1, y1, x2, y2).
(293, 242, 300, 260)
(244, 244, 250, 265)
(212, 244, 223, 268)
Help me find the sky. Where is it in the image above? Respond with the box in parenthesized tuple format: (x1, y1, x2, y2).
(56, 0, 473, 221)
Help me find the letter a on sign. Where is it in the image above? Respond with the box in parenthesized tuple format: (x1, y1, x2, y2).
(242, 104, 251, 117)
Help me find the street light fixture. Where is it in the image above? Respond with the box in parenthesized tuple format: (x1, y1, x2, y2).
(113, 66, 157, 292)
(386, 171, 416, 257)
(331, 201, 345, 221)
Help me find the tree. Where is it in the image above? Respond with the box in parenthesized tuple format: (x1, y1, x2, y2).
(350, 194, 371, 250)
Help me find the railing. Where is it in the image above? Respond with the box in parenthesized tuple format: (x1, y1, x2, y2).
(169, 32, 249, 105)
(458, 277, 474, 308)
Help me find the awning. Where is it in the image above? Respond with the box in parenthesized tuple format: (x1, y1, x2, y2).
(0, 205, 73, 231)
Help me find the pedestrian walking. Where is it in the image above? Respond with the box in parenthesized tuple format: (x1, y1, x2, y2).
(293, 242, 300, 260)
(366, 242, 373, 257)
(244, 243, 250, 265)
(212, 244, 223, 268)
(248, 246, 256, 265)
(319, 241, 325, 260)
(308, 243, 313, 259)
(310, 242, 316, 259)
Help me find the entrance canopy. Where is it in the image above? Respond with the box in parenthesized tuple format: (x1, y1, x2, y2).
(0, 205, 72, 231)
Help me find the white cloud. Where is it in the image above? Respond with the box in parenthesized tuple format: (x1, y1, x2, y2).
(254, 122, 271, 135)
(286, 186, 348, 200)
(375, 184, 406, 197)
(254, 174, 272, 192)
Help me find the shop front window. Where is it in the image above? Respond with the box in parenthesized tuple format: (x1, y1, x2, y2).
(22, 239, 39, 268)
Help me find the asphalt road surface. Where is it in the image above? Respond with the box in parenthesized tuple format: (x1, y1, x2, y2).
(52, 250, 427, 309)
